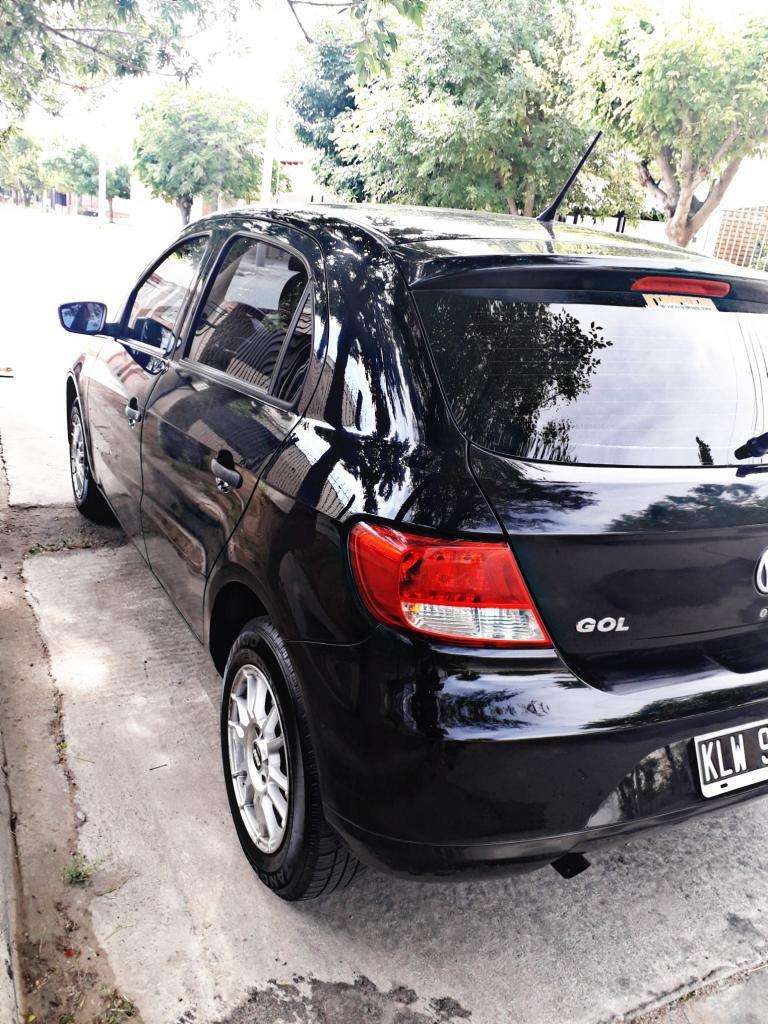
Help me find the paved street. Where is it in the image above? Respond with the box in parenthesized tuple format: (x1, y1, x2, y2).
(2, 205, 768, 1023)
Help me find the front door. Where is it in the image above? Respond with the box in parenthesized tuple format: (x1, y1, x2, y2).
(87, 235, 209, 553)
(140, 231, 317, 634)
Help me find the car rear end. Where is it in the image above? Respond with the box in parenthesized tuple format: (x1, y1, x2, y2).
(323, 247, 768, 878)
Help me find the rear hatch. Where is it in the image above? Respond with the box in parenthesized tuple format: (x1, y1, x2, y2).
(412, 261, 768, 689)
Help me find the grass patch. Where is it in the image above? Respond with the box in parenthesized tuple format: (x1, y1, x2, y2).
(97, 988, 136, 1023)
(62, 852, 96, 885)
(28, 538, 94, 556)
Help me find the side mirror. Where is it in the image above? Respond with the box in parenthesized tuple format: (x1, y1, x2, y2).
(58, 301, 108, 336)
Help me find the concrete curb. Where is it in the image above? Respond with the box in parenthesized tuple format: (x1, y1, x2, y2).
(0, 745, 21, 1023)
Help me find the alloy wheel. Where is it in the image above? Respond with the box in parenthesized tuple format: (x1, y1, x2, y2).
(227, 664, 290, 854)
(69, 407, 86, 502)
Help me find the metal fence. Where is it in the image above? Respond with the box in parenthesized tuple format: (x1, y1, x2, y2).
(714, 206, 768, 272)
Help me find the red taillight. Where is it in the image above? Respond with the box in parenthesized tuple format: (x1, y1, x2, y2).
(348, 523, 551, 647)
(630, 275, 730, 297)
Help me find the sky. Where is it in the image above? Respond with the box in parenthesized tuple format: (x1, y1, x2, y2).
(24, 0, 317, 164)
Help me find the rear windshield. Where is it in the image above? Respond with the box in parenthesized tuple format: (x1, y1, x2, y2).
(415, 291, 768, 467)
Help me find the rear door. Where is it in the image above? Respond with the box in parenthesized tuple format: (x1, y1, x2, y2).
(140, 230, 318, 635)
(87, 234, 209, 553)
(413, 266, 768, 687)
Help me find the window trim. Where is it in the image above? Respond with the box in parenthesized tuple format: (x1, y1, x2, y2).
(173, 358, 298, 413)
(178, 230, 314, 408)
(269, 281, 313, 398)
(118, 231, 213, 350)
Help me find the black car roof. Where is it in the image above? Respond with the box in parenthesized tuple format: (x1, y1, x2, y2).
(190, 202, 768, 285)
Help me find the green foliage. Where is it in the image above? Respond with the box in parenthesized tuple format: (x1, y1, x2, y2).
(96, 988, 136, 1024)
(587, 5, 768, 245)
(336, 0, 427, 81)
(333, 0, 641, 219)
(0, 0, 241, 122)
(753, 240, 768, 274)
(62, 851, 96, 885)
(134, 86, 264, 223)
(0, 130, 43, 204)
(288, 28, 365, 200)
(106, 164, 130, 200)
(42, 142, 98, 196)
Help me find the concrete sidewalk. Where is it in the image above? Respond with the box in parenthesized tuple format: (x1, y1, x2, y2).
(0, 745, 20, 1023)
(16, 539, 768, 1024)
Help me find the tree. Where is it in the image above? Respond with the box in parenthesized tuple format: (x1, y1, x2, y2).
(42, 142, 98, 208)
(134, 87, 264, 224)
(288, 29, 365, 201)
(0, 0, 426, 124)
(333, 0, 642, 219)
(0, 0, 240, 122)
(588, 5, 768, 246)
(0, 131, 43, 205)
(106, 164, 131, 222)
(284, 0, 426, 81)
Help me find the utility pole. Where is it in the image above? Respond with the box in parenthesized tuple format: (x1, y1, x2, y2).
(258, 0, 284, 206)
(98, 150, 108, 222)
(260, 106, 278, 205)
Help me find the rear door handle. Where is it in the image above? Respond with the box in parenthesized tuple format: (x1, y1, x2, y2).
(210, 457, 243, 493)
(125, 399, 142, 428)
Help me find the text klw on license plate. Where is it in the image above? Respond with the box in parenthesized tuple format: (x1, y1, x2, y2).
(695, 719, 768, 798)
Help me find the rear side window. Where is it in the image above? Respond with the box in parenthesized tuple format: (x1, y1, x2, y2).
(415, 291, 768, 467)
(187, 237, 309, 394)
(127, 235, 208, 346)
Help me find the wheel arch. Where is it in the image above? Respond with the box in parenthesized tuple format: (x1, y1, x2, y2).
(66, 369, 98, 473)
(65, 373, 77, 416)
(206, 567, 272, 675)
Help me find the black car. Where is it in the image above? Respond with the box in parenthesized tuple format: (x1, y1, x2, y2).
(62, 203, 768, 901)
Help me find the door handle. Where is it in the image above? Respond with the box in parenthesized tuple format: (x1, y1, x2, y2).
(211, 456, 243, 493)
(125, 399, 142, 428)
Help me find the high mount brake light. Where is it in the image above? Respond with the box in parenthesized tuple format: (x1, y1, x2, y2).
(348, 523, 551, 648)
(631, 275, 731, 298)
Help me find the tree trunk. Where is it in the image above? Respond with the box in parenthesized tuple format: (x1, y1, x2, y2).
(176, 197, 193, 225)
(664, 217, 696, 248)
(505, 196, 518, 215)
(107, 196, 114, 223)
(639, 152, 743, 249)
(522, 185, 536, 219)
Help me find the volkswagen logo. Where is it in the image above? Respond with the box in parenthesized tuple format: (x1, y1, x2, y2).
(755, 550, 768, 595)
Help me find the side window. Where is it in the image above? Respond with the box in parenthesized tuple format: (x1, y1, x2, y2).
(126, 236, 208, 347)
(187, 237, 309, 394)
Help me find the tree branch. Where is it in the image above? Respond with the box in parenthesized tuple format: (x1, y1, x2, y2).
(291, 0, 366, 6)
(688, 155, 743, 237)
(657, 147, 679, 206)
(29, 16, 177, 77)
(285, 1, 312, 42)
(637, 161, 668, 209)
(693, 126, 743, 188)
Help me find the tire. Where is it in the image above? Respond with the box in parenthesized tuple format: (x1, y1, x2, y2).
(221, 617, 361, 901)
(68, 399, 113, 524)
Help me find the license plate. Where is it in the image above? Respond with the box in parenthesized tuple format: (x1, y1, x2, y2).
(694, 719, 768, 798)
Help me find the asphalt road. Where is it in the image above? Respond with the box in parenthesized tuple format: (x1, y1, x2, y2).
(1, 204, 767, 1024)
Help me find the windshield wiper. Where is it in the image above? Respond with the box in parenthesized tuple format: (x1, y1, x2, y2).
(735, 431, 768, 460)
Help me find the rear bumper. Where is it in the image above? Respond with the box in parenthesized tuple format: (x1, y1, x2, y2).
(327, 782, 768, 880)
(287, 629, 768, 877)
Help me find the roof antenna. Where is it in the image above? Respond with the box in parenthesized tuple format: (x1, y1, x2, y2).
(537, 130, 603, 223)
